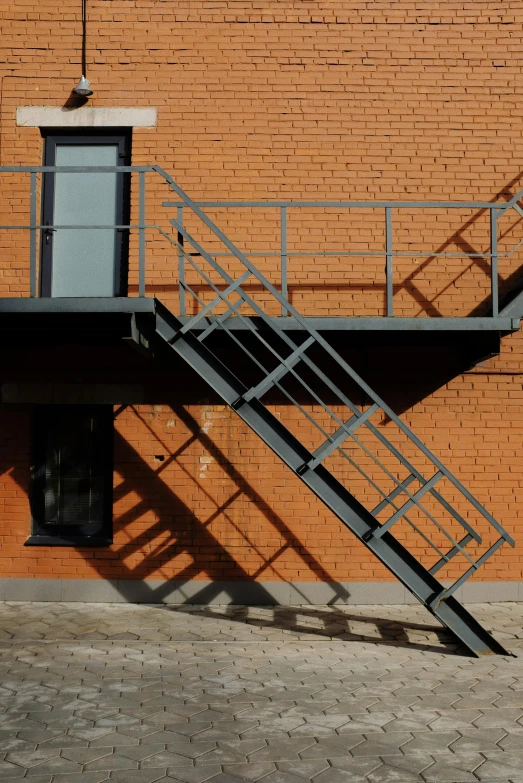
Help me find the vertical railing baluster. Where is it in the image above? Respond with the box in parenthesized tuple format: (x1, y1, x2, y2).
(138, 171, 146, 297)
(29, 171, 37, 298)
(177, 206, 185, 316)
(281, 205, 287, 316)
(385, 206, 393, 317)
(490, 208, 499, 317)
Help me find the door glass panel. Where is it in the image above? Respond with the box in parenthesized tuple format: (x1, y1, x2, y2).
(51, 144, 119, 297)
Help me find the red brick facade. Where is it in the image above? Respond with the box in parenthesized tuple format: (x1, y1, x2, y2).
(0, 1, 522, 596)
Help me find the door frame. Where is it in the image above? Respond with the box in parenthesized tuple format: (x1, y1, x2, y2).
(40, 129, 132, 297)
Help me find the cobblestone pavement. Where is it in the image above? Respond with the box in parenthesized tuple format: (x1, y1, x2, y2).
(0, 601, 522, 783)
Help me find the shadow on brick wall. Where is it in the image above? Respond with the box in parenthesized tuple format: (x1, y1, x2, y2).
(78, 403, 351, 605)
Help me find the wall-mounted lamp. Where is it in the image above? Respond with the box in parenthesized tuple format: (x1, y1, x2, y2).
(73, 75, 93, 97)
(73, 0, 93, 98)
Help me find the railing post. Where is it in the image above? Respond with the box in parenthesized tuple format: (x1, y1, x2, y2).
(385, 207, 393, 317)
(281, 205, 287, 316)
(29, 171, 37, 298)
(177, 206, 186, 316)
(138, 171, 146, 297)
(490, 207, 498, 317)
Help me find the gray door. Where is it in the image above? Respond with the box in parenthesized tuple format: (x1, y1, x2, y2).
(42, 134, 130, 297)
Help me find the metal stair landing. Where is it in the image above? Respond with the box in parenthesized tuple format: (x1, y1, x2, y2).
(145, 169, 514, 657)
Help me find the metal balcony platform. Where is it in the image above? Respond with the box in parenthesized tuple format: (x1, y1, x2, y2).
(0, 298, 518, 334)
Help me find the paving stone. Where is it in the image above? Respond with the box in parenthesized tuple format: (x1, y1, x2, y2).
(424, 750, 487, 778)
(251, 772, 304, 783)
(449, 726, 507, 753)
(83, 753, 140, 771)
(328, 757, 382, 777)
(335, 712, 394, 732)
(0, 777, 52, 783)
(25, 756, 84, 775)
(414, 693, 462, 710)
(380, 709, 440, 732)
(70, 726, 116, 741)
(480, 749, 523, 770)
(0, 760, 27, 777)
(114, 744, 168, 762)
(289, 721, 350, 738)
(473, 707, 523, 728)
(276, 759, 330, 779)
(245, 739, 316, 763)
(312, 767, 366, 783)
(221, 762, 277, 781)
(378, 752, 435, 775)
(118, 724, 168, 739)
(497, 727, 523, 751)
(110, 771, 170, 783)
(0, 736, 36, 751)
(242, 718, 305, 738)
(421, 761, 481, 782)
(367, 764, 422, 783)
(84, 733, 138, 748)
(141, 751, 196, 768)
(163, 765, 223, 783)
(60, 747, 114, 764)
(492, 691, 523, 708)
(156, 740, 216, 761)
(401, 730, 460, 753)
(5, 747, 59, 768)
(427, 709, 483, 731)
(299, 735, 365, 758)
(164, 723, 213, 739)
(349, 731, 413, 756)
(52, 774, 110, 783)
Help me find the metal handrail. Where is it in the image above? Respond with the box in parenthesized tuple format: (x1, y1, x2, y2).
(0, 166, 154, 297)
(0, 165, 522, 315)
(164, 196, 523, 318)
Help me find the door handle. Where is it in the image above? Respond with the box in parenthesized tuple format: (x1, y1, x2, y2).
(44, 223, 56, 244)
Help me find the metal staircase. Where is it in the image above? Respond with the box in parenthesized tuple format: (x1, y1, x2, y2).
(123, 167, 516, 657)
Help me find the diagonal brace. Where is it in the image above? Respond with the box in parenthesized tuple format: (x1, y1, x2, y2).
(233, 336, 316, 409)
(429, 533, 474, 575)
(371, 473, 417, 516)
(297, 403, 380, 475)
(178, 269, 252, 334)
(372, 470, 443, 539)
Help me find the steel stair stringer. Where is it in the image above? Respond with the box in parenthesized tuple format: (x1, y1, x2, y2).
(143, 301, 511, 657)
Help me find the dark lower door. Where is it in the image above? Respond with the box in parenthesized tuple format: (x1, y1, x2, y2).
(41, 133, 130, 297)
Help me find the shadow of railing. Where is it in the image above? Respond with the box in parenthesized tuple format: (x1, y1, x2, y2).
(84, 403, 351, 605)
(153, 604, 467, 655)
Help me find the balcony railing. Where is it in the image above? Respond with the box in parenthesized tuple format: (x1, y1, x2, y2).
(0, 165, 522, 320)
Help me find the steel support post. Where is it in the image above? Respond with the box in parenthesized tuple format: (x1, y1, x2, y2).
(29, 171, 37, 298)
(385, 207, 393, 316)
(491, 208, 499, 317)
(138, 171, 146, 297)
(281, 206, 288, 316)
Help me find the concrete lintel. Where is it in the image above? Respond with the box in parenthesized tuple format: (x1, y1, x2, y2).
(16, 106, 158, 128)
(0, 578, 521, 605)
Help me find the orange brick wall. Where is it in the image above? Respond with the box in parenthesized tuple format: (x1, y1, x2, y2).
(0, 1, 522, 586)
